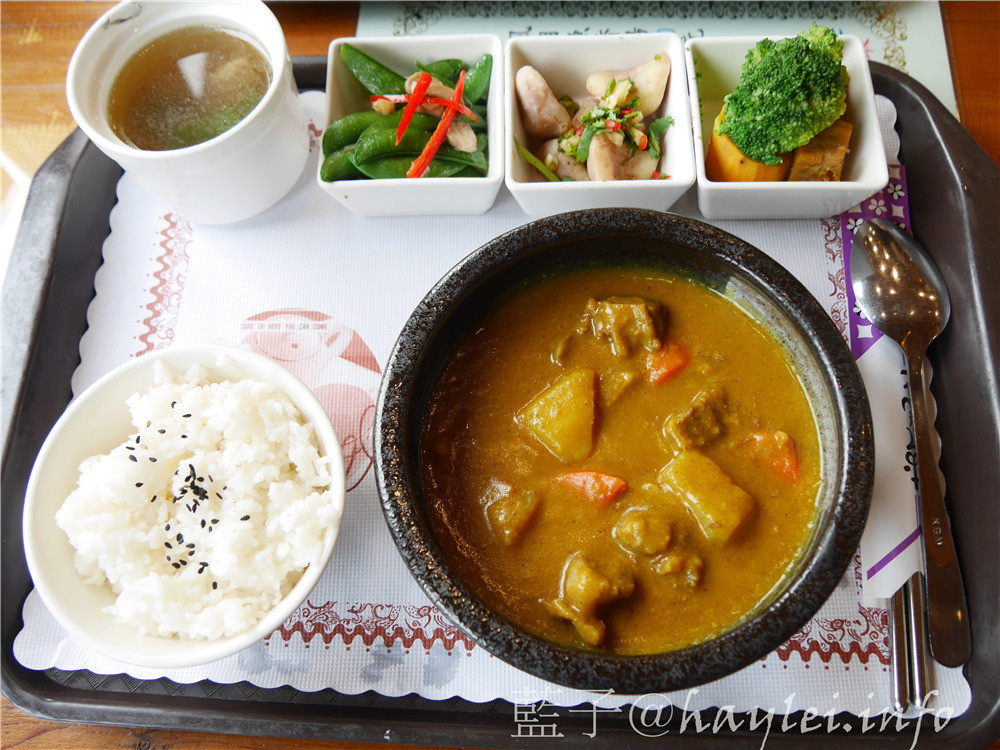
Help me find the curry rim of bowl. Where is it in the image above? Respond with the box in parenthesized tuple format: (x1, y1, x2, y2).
(374, 208, 873, 693)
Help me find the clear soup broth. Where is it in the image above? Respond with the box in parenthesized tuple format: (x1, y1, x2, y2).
(107, 25, 272, 151)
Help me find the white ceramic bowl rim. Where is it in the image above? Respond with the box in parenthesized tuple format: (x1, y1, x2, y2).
(23, 344, 346, 669)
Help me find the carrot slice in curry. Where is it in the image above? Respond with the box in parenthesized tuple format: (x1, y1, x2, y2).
(555, 471, 628, 506)
(743, 430, 800, 482)
(646, 341, 690, 384)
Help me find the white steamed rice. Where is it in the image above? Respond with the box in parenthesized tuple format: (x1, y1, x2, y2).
(55, 362, 340, 641)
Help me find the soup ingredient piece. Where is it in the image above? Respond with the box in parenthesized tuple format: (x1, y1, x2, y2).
(714, 23, 849, 166)
(54, 363, 340, 640)
(646, 341, 691, 384)
(107, 25, 271, 151)
(584, 297, 664, 357)
(548, 553, 635, 646)
(553, 471, 628, 506)
(585, 55, 671, 117)
(659, 451, 755, 544)
(340, 42, 407, 94)
(515, 65, 572, 138)
(615, 507, 673, 555)
(705, 110, 793, 182)
(663, 389, 728, 449)
(515, 368, 596, 463)
(787, 119, 853, 181)
(484, 479, 540, 545)
(742, 430, 800, 482)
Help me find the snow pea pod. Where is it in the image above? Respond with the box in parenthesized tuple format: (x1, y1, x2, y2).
(415, 58, 464, 87)
(463, 54, 493, 104)
(320, 144, 364, 182)
(340, 43, 406, 94)
(354, 155, 466, 180)
(354, 123, 489, 174)
(322, 111, 384, 156)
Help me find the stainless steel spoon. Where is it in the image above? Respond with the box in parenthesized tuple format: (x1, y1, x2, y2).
(850, 217, 972, 669)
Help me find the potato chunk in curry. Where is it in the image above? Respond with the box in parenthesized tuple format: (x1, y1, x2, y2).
(483, 479, 540, 546)
(515, 368, 596, 463)
(659, 451, 756, 544)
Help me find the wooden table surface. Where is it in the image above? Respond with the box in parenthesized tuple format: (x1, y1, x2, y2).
(1, 2, 997, 749)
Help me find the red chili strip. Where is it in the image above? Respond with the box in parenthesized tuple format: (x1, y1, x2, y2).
(396, 71, 432, 145)
(407, 69, 466, 178)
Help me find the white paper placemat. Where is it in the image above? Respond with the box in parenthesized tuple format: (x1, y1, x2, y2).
(14, 91, 971, 728)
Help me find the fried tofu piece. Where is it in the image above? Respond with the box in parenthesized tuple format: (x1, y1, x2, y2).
(788, 119, 853, 182)
(659, 451, 755, 544)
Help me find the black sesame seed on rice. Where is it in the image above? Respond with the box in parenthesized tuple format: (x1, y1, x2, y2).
(212, 581, 218, 589)
(241, 515, 250, 521)
(172, 562, 181, 569)
(128, 454, 137, 462)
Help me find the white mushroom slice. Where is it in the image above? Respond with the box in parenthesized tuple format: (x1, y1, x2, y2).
(515, 65, 571, 138)
(536, 139, 589, 181)
(585, 55, 671, 117)
(586, 132, 659, 181)
(445, 120, 478, 153)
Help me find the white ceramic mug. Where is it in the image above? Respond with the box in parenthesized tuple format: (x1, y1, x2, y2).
(67, 0, 308, 225)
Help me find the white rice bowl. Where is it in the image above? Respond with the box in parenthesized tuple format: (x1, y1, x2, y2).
(23, 345, 346, 667)
(55, 363, 340, 640)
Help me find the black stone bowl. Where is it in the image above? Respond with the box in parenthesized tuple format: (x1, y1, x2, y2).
(374, 208, 873, 693)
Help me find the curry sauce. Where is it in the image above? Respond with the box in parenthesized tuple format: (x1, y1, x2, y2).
(421, 265, 821, 654)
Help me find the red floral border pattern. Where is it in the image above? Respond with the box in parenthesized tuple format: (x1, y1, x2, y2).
(271, 601, 477, 652)
(136, 213, 193, 355)
(774, 557, 889, 665)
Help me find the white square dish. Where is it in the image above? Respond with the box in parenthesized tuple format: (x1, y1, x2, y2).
(318, 34, 503, 216)
(685, 34, 889, 220)
(504, 33, 695, 218)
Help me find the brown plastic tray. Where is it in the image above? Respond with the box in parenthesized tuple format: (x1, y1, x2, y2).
(2, 59, 998, 747)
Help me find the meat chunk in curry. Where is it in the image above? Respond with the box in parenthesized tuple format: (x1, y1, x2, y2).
(547, 553, 635, 646)
(582, 296, 665, 357)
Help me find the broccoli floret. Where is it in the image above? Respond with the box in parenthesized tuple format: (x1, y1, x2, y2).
(716, 23, 849, 165)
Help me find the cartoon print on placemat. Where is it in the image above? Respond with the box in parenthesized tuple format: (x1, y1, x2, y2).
(240, 309, 381, 491)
